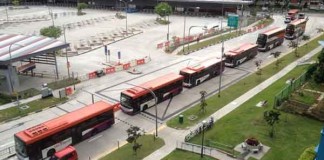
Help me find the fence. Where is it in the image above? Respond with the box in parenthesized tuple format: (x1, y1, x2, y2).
(206, 139, 235, 156)
(0, 145, 15, 160)
(273, 72, 307, 108)
(176, 141, 215, 158)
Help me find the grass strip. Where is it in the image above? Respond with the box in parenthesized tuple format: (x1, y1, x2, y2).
(188, 65, 323, 160)
(167, 33, 324, 129)
(100, 135, 164, 160)
(162, 149, 218, 160)
(0, 97, 67, 123)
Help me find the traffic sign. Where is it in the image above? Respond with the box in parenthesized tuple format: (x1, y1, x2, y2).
(227, 14, 239, 28)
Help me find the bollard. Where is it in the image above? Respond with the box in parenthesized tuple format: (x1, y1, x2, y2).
(179, 115, 184, 124)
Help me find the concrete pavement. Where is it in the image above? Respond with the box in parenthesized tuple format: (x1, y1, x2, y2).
(143, 45, 322, 160)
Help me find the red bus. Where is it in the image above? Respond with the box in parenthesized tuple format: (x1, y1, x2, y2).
(256, 27, 285, 52)
(287, 9, 299, 20)
(179, 58, 224, 88)
(14, 101, 116, 160)
(120, 73, 184, 114)
(225, 43, 258, 67)
(285, 19, 307, 40)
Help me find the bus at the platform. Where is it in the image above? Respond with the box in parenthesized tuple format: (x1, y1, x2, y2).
(179, 58, 224, 88)
(14, 101, 116, 160)
(225, 43, 258, 67)
(285, 19, 307, 40)
(256, 27, 285, 52)
(120, 73, 184, 114)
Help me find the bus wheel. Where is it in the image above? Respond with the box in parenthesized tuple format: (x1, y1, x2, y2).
(266, 46, 270, 51)
(47, 148, 56, 157)
(197, 80, 201, 85)
(143, 105, 148, 111)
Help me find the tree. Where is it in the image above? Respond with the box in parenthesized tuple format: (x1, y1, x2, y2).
(154, 2, 172, 21)
(199, 91, 207, 113)
(40, 26, 62, 39)
(126, 126, 142, 155)
(264, 110, 281, 138)
(313, 49, 324, 83)
(77, 3, 88, 15)
(12, 0, 20, 6)
(271, 51, 282, 68)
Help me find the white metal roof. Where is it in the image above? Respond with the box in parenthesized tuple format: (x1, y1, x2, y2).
(0, 34, 69, 65)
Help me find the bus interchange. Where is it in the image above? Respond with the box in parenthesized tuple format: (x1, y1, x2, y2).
(9, 13, 313, 160)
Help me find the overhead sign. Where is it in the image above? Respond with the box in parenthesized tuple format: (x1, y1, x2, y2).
(228, 14, 239, 28)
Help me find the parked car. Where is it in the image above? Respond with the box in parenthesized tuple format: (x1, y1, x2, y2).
(284, 17, 291, 23)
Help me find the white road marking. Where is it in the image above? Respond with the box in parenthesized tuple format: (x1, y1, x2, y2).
(0, 141, 14, 148)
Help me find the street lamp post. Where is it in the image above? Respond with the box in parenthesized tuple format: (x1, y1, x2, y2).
(63, 25, 70, 78)
(187, 25, 207, 52)
(200, 120, 207, 158)
(182, 8, 187, 53)
(218, 1, 225, 98)
(120, 0, 132, 36)
(162, 9, 170, 41)
(5, 7, 9, 22)
(126, 83, 158, 137)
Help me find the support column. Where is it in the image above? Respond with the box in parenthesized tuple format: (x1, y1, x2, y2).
(53, 52, 59, 79)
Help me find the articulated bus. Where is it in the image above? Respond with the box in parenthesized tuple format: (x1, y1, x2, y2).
(225, 43, 258, 67)
(14, 101, 116, 160)
(179, 58, 224, 88)
(285, 19, 307, 40)
(120, 73, 184, 114)
(287, 9, 299, 20)
(256, 27, 285, 52)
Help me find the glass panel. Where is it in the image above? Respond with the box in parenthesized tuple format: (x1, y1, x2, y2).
(120, 93, 132, 109)
(14, 136, 27, 157)
(257, 34, 267, 46)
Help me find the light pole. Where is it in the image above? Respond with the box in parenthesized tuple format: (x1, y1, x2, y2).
(5, 7, 9, 22)
(200, 120, 207, 158)
(187, 25, 207, 52)
(126, 83, 158, 137)
(218, 1, 225, 98)
(62, 25, 70, 78)
(182, 8, 187, 53)
(162, 8, 170, 41)
(8, 43, 25, 107)
(48, 6, 55, 26)
(120, 0, 132, 36)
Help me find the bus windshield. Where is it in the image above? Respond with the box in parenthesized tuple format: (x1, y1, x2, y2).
(120, 93, 132, 109)
(257, 34, 267, 46)
(224, 55, 234, 64)
(15, 135, 27, 158)
(286, 24, 294, 34)
(179, 71, 190, 83)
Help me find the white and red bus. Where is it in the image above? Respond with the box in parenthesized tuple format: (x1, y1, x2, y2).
(120, 73, 184, 114)
(179, 58, 224, 88)
(225, 43, 258, 67)
(286, 9, 299, 20)
(14, 101, 116, 160)
(256, 27, 285, 52)
(285, 19, 307, 40)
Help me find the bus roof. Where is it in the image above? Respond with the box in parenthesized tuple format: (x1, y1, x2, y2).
(260, 27, 285, 36)
(226, 43, 257, 56)
(15, 101, 116, 145)
(288, 9, 299, 14)
(122, 73, 184, 98)
(180, 58, 223, 74)
(289, 19, 307, 25)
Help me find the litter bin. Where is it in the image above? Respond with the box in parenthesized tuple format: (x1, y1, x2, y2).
(179, 115, 184, 124)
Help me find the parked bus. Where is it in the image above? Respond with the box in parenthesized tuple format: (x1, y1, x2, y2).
(179, 58, 224, 88)
(14, 101, 116, 160)
(286, 9, 299, 20)
(285, 19, 307, 40)
(120, 73, 184, 114)
(256, 27, 285, 52)
(225, 43, 258, 67)
(309, 0, 324, 10)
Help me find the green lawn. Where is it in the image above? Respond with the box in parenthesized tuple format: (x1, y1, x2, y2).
(290, 91, 318, 105)
(0, 97, 67, 122)
(167, 33, 324, 129)
(162, 149, 217, 160)
(253, 18, 274, 27)
(47, 78, 80, 90)
(100, 135, 164, 160)
(0, 93, 14, 105)
(188, 65, 324, 160)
